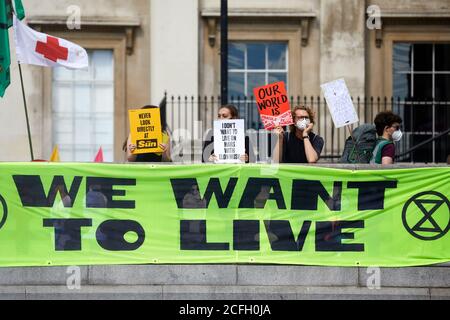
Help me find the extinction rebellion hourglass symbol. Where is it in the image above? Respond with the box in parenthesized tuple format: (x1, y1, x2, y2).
(402, 191, 450, 241)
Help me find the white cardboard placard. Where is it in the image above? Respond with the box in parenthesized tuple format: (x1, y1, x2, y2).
(213, 119, 245, 164)
(321, 79, 359, 128)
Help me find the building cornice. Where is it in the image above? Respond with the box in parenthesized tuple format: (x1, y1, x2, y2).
(201, 9, 316, 47)
(26, 16, 140, 55)
(201, 8, 316, 19)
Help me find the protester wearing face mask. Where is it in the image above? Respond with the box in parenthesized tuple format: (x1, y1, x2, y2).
(371, 111, 403, 165)
(273, 106, 324, 164)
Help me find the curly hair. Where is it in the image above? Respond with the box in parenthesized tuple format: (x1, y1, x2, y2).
(374, 111, 403, 136)
(289, 106, 316, 133)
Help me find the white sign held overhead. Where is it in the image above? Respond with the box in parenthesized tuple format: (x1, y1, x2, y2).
(321, 79, 359, 128)
(213, 119, 245, 164)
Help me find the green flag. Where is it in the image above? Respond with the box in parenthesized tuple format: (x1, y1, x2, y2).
(14, 0, 25, 20)
(0, 0, 25, 97)
(0, 0, 11, 97)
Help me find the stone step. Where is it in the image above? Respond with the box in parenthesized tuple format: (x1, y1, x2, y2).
(0, 285, 448, 300)
(0, 265, 448, 288)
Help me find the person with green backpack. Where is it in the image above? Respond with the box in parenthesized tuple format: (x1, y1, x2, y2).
(340, 111, 403, 165)
(370, 111, 403, 165)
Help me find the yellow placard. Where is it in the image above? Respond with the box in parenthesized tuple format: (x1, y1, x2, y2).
(129, 108, 163, 154)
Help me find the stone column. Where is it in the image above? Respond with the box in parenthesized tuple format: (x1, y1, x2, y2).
(150, 0, 200, 161)
(150, 0, 199, 102)
(320, 0, 366, 97)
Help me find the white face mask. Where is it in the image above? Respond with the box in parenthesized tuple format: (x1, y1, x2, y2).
(392, 130, 403, 142)
(296, 119, 310, 131)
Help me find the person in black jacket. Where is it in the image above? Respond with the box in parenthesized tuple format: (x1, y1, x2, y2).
(202, 105, 249, 163)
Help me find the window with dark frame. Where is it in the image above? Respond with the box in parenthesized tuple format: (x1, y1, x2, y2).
(228, 42, 288, 129)
(393, 43, 450, 163)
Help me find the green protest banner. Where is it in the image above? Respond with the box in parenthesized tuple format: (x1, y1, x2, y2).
(0, 163, 448, 267)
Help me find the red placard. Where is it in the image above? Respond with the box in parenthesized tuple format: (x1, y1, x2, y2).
(253, 81, 293, 130)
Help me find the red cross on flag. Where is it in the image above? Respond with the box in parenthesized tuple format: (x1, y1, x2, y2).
(13, 16, 88, 69)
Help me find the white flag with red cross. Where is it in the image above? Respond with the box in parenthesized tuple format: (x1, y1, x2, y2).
(13, 15, 88, 69)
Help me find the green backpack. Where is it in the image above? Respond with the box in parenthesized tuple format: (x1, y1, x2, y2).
(340, 124, 378, 164)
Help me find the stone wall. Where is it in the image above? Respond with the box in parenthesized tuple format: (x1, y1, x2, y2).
(0, 264, 448, 299)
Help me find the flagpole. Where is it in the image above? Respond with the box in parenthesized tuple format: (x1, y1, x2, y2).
(18, 63, 34, 161)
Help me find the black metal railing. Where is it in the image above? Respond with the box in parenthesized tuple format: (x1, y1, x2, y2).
(164, 93, 450, 163)
(396, 128, 450, 163)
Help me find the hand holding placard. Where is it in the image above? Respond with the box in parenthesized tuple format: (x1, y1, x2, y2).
(129, 108, 163, 154)
(254, 81, 294, 131)
(213, 119, 245, 164)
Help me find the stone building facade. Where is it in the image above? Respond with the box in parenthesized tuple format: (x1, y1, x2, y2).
(0, 0, 448, 162)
